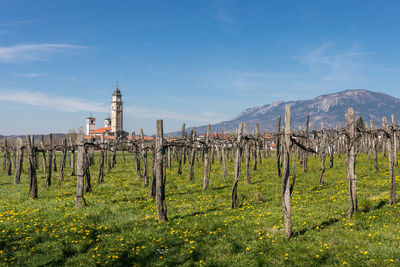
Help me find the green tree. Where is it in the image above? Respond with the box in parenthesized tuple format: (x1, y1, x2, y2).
(356, 116, 366, 131)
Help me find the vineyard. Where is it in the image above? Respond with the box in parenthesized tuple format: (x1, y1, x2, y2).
(1, 106, 400, 266)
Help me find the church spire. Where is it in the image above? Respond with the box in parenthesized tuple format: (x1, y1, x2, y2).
(113, 81, 121, 96)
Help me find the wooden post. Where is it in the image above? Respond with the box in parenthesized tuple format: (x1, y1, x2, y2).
(302, 115, 309, 172)
(70, 137, 76, 176)
(140, 128, 148, 186)
(189, 128, 197, 180)
(392, 115, 398, 167)
(167, 137, 172, 170)
(40, 136, 47, 175)
(59, 138, 67, 181)
(276, 116, 282, 177)
(4, 139, 12, 176)
(385, 117, 397, 205)
(106, 140, 111, 173)
(98, 134, 105, 183)
(149, 148, 156, 197)
(53, 148, 57, 171)
(27, 135, 38, 199)
(132, 132, 142, 178)
(221, 141, 227, 179)
(329, 131, 334, 168)
(155, 120, 167, 221)
(203, 124, 211, 190)
(84, 146, 92, 193)
(244, 124, 251, 184)
(319, 123, 326, 186)
(45, 133, 53, 187)
(231, 123, 243, 208)
(76, 127, 85, 208)
(177, 123, 185, 175)
(346, 108, 357, 218)
(371, 120, 378, 173)
(14, 138, 23, 184)
(282, 105, 292, 238)
(112, 142, 117, 167)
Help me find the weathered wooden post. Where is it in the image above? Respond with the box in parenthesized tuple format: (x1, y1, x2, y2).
(76, 128, 85, 208)
(167, 135, 172, 170)
(106, 139, 111, 173)
(346, 108, 357, 218)
(70, 137, 76, 176)
(27, 135, 38, 199)
(59, 138, 67, 181)
(370, 120, 378, 173)
(14, 138, 23, 184)
(53, 146, 57, 172)
(45, 133, 53, 187)
(189, 128, 197, 180)
(231, 123, 244, 209)
(221, 134, 227, 178)
(276, 116, 282, 177)
(140, 128, 148, 186)
(282, 105, 292, 238)
(244, 124, 251, 184)
(132, 132, 142, 178)
(177, 123, 185, 175)
(149, 147, 156, 198)
(84, 146, 92, 193)
(385, 117, 397, 205)
(155, 120, 167, 221)
(319, 123, 326, 186)
(111, 141, 117, 168)
(302, 115, 309, 172)
(40, 136, 47, 175)
(4, 139, 12, 176)
(329, 130, 334, 168)
(203, 124, 211, 190)
(98, 134, 105, 183)
(392, 115, 398, 167)
(255, 123, 261, 169)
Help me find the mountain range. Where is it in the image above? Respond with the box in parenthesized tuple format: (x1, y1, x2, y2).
(175, 89, 400, 135)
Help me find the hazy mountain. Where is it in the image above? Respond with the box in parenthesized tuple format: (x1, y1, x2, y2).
(173, 89, 400, 135)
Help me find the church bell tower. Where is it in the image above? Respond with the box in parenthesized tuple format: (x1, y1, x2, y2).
(111, 83, 123, 134)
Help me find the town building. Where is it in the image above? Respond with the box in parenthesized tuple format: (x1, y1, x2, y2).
(84, 84, 128, 142)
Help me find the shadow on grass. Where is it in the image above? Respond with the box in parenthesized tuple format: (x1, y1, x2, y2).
(171, 207, 219, 220)
(360, 200, 386, 213)
(292, 217, 340, 237)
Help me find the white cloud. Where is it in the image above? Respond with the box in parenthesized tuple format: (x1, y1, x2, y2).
(0, 90, 107, 113)
(13, 72, 45, 77)
(299, 42, 372, 82)
(124, 106, 226, 124)
(0, 89, 227, 124)
(0, 43, 85, 63)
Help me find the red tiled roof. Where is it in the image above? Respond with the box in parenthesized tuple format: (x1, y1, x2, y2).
(90, 127, 111, 134)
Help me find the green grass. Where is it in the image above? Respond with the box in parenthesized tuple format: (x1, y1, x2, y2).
(0, 151, 399, 266)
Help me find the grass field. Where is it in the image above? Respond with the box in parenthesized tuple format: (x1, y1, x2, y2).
(0, 151, 399, 266)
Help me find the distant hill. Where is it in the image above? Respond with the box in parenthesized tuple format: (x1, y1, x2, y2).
(0, 133, 66, 141)
(171, 89, 400, 135)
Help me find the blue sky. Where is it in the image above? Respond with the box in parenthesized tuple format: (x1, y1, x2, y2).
(1, 0, 400, 135)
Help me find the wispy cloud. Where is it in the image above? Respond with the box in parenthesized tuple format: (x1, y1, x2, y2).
(0, 43, 86, 63)
(124, 106, 226, 124)
(0, 90, 227, 124)
(299, 42, 372, 82)
(0, 90, 107, 113)
(10, 72, 46, 77)
(21, 73, 44, 77)
(213, 7, 235, 24)
(0, 20, 37, 27)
